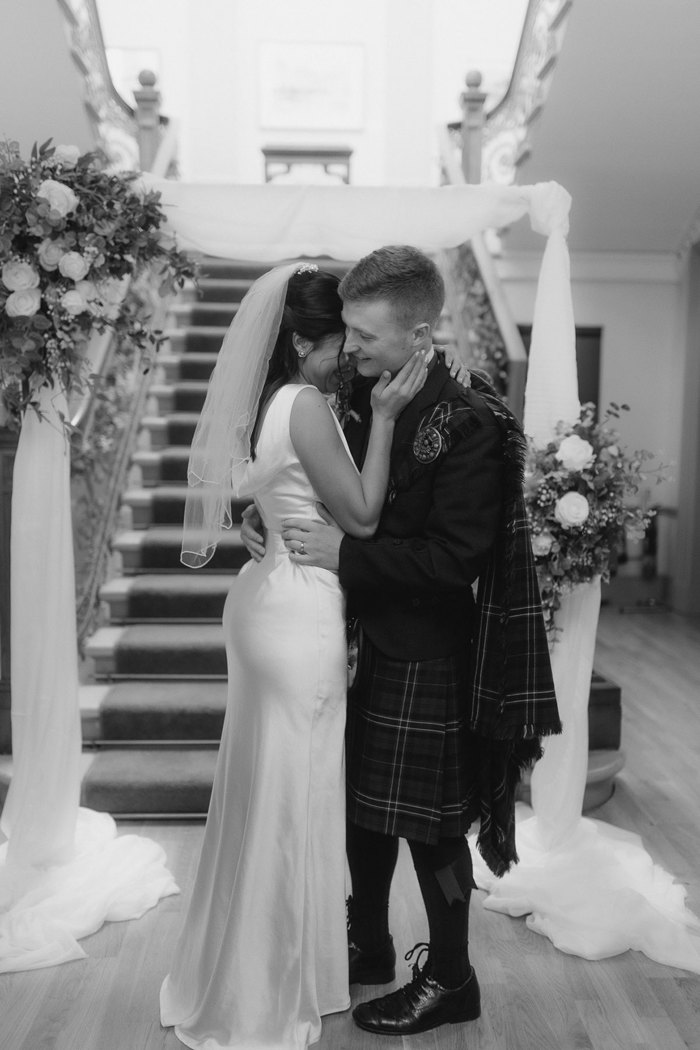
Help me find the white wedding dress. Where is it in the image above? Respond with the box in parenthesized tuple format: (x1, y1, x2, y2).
(161, 385, 351, 1050)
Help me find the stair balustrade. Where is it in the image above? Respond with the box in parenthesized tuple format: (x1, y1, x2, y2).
(437, 114, 528, 417)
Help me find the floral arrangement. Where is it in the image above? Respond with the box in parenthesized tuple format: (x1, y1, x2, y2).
(525, 402, 661, 634)
(0, 138, 195, 428)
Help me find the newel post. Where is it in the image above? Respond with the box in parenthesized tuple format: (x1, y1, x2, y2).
(460, 70, 487, 184)
(133, 69, 162, 173)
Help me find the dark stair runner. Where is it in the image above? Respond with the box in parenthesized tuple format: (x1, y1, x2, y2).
(81, 258, 353, 816)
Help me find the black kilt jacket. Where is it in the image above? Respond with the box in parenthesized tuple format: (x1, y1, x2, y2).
(339, 357, 502, 661)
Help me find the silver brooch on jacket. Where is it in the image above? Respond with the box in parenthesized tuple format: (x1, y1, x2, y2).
(412, 425, 442, 463)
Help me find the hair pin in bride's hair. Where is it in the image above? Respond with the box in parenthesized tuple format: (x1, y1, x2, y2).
(295, 263, 319, 275)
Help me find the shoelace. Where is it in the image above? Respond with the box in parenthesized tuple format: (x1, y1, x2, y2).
(404, 941, 431, 982)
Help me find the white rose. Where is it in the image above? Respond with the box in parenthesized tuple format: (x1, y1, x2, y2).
(554, 492, 590, 529)
(75, 280, 103, 316)
(58, 251, 90, 281)
(5, 288, 42, 317)
(531, 531, 554, 556)
(94, 276, 128, 319)
(555, 434, 595, 471)
(52, 144, 80, 168)
(37, 239, 66, 271)
(60, 289, 88, 316)
(36, 179, 79, 217)
(2, 259, 40, 291)
(97, 276, 128, 305)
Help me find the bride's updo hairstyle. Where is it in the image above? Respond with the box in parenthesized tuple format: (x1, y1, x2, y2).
(251, 267, 345, 454)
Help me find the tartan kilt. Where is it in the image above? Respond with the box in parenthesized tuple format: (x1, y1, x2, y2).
(346, 633, 481, 845)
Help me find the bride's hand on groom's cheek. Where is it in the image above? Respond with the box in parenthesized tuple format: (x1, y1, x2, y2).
(282, 505, 343, 571)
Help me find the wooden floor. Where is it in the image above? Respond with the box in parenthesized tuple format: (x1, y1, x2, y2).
(2, 607, 700, 1050)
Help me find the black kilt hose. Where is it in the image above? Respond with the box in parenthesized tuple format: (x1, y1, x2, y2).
(346, 634, 482, 844)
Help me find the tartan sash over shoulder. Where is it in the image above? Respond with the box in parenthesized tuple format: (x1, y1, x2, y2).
(465, 375, 561, 877)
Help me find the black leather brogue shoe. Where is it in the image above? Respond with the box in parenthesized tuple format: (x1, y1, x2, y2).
(348, 936, 396, 985)
(352, 943, 480, 1035)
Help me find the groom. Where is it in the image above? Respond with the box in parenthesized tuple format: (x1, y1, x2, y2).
(244, 245, 558, 1035)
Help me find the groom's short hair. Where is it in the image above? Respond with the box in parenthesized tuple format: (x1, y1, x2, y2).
(339, 245, 445, 329)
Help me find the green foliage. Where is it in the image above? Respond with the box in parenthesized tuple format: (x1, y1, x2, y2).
(525, 403, 665, 635)
(0, 138, 196, 427)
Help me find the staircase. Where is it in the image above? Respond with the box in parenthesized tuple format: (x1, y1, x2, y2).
(80, 258, 355, 816)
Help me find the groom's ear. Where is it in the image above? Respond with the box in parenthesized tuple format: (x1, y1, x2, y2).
(412, 322, 431, 346)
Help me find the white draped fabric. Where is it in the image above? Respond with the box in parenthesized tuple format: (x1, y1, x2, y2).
(140, 178, 544, 261)
(522, 183, 580, 446)
(0, 387, 178, 973)
(469, 215, 700, 971)
(529, 577, 602, 846)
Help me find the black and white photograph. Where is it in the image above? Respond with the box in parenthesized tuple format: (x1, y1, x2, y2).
(1, 2, 699, 1048)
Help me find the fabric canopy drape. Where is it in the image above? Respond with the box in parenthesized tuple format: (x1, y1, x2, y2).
(141, 178, 548, 261)
(0, 387, 178, 973)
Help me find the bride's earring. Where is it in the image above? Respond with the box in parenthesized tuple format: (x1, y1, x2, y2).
(293, 334, 310, 359)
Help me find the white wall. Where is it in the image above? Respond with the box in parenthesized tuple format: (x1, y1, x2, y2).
(96, 0, 526, 184)
(0, 0, 94, 152)
(498, 250, 684, 574)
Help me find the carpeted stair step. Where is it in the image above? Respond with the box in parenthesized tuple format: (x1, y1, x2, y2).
(91, 680, 227, 741)
(114, 525, 248, 572)
(159, 352, 219, 382)
(200, 257, 353, 280)
(198, 259, 273, 279)
(197, 279, 255, 303)
(100, 573, 233, 620)
(142, 412, 201, 448)
(86, 623, 227, 678)
(167, 327, 229, 355)
(123, 487, 249, 528)
(132, 447, 190, 486)
(170, 302, 239, 328)
(151, 381, 209, 414)
(81, 747, 218, 816)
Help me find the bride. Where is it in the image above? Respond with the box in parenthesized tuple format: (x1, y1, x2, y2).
(160, 262, 427, 1050)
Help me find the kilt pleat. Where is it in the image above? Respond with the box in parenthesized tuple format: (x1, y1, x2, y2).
(346, 637, 481, 844)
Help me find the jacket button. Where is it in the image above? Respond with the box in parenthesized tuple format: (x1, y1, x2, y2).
(411, 598, 421, 607)
(392, 538, 402, 546)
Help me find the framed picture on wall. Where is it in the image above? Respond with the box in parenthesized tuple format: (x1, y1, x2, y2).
(259, 41, 364, 130)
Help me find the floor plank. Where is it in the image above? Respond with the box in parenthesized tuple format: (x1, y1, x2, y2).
(1, 608, 700, 1050)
